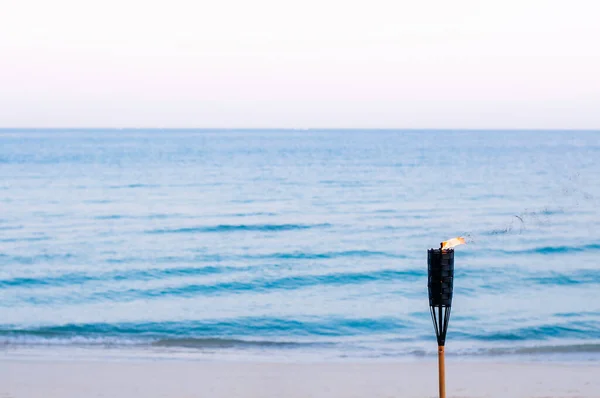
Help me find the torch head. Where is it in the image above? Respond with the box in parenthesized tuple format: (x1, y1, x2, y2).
(428, 248, 455, 346)
(427, 248, 455, 308)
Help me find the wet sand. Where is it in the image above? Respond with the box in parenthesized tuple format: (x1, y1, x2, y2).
(1, 357, 599, 398)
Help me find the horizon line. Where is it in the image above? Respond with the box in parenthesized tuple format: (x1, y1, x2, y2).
(1, 127, 599, 132)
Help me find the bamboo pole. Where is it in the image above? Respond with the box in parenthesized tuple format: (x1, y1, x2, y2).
(438, 345, 446, 398)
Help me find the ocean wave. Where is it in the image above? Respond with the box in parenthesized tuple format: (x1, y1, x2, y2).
(255, 250, 406, 260)
(0, 334, 309, 349)
(153, 337, 315, 349)
(169, 268, 420, 297)
(109, 184, 160, 189)
(0, 334, 145, 346)
(0, 274, 94, 288)
(4, 326, 600, 358)
(0, 248, 406, 289)
(0, 253, 77, 265)
(229, 212, 278, 217)
(95, 213, 182, 220)
(0, 236, 50, 243)
(507, 243, 600, 255)
(526, 269, 600, 286)
(507, 343, 600, 354)
(99, 249, 403, 263)
(0, 265, 237, 288)
(431, 343, 600, 357)
(0, 224, 24, 231)
(458, 243, 600, 256)
(406, 343, 600, 357)
(1, 249, 397, 268)
(0, 317, 410, 342)
(7, 268, 424, 304)
(146, 223, 331, 234)
(554, 311, 600, 318)
(95, 215, 125, 220)
(454, 321, 600, 341)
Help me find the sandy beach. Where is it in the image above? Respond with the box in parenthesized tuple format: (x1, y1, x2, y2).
(2, 356, 599, 398)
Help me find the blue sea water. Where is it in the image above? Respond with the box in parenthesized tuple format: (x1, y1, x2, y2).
(1, 129, 599, 361)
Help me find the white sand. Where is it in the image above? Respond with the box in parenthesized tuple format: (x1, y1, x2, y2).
(1, 357, 599, 398)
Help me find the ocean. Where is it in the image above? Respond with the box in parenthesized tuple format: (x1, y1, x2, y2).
(1, 129, 599, 362)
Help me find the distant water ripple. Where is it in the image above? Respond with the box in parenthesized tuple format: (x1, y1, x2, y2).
(146, 223, 332, 234)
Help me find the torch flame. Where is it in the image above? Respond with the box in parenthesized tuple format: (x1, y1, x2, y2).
(441, 237, 466, 250)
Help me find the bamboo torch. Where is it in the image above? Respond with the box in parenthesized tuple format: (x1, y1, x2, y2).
(428, 237, 465, 398)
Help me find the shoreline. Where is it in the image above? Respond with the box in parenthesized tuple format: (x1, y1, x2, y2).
(2, 354, 599, 398)
(3, 343, 600, 364)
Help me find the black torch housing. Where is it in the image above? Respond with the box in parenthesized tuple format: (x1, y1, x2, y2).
(428, 248, 454, 346)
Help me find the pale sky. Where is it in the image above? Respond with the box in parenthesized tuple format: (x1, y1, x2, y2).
(1, 0, 599, 129)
